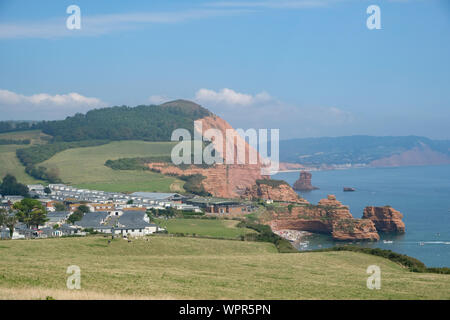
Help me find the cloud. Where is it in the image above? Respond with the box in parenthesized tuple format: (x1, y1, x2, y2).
(195, 88, 272, 106)
(0, 89, 106, 120)
(0, 9, 250, 39)
(193, 87, 354, 139)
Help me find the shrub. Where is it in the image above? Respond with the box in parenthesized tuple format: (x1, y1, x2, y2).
(255, 179, 289, 188)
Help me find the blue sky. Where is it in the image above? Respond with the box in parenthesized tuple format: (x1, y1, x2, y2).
(0, 0, 449, 139)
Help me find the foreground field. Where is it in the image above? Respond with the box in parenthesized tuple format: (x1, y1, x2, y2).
(155, 218, 257, 239)
(0, 236, 448, 300)
(41, 141, 184, 193)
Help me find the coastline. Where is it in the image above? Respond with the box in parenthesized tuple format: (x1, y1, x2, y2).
(272, 165, 450, 267)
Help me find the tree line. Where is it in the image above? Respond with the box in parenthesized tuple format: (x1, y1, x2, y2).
(36, 104, 211, 142)
(0, 139, 30, 145)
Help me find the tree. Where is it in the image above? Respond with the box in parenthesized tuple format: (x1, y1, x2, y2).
(44, 187, 51, 195)
(67, 210, 84, 225)
(0, 209, 17, 238)
(13, 198, 48, 229)
(0, 209, 5, 226)
(127, 199, 133, 204)
(54, 202, 66, 211)
(4, 215, 18, 238)
(0, 174, 29, 197)
(77, 205, 90, 214)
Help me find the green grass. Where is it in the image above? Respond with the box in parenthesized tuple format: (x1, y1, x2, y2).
(0, 236, 448, 299)
(41, 141, 185, 193)
(0, 130, 50, 184)
(0, 130, 50, 145)
(155, 218, 257, 239)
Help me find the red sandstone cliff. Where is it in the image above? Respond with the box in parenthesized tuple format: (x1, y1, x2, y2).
(145, 111, 270, 198)
(293, 171, 318, 191)
(362, 206, 405, 233)
(242, 180, 309, 203)
(268, 195, 380, 241)
(148, 162, 263, 198)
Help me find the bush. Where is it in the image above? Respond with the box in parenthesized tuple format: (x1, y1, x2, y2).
(179, 174, 211, 196)
(237, 221, 298, 253)
(0, 139, 30, 145)
(255, 179, 289, 188)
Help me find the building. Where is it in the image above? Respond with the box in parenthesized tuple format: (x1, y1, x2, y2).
(185, 197, 253, 215)
(74, 210, 158, 237)
(46, 211, 71, 226)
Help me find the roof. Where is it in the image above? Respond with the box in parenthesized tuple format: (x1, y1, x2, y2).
(130, 192, 181, 200)
(47, 211, 70, 223)
(75, 211, 109, 228)
(186, 197, 241, 206)
(116, 211, 153, 229)
(47, 211, 69, 217)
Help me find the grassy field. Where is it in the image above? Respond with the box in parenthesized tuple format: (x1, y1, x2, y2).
(155, 218, 257, 239)
(0, 130, 51, 184)
(41, 141, 185, 193)
(0, 236, 448, 300)
(0, 130, 51, 145)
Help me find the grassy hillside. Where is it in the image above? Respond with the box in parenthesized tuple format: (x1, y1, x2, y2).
(0, 236, 448, 299)
(0, 130, 51, 184)
(155, 218, 257, 239)
(0, 130, 51, 145)
(41, 140, 185, 193)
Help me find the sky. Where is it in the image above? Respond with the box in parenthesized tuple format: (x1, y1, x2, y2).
(0, 0, 449, 140)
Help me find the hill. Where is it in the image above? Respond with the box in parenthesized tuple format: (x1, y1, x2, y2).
(35, 100, 211, 142)
(280, 135, 450, 168)
(0, 130, 52, 184)
(0, 236, 449, 299)
(40, 140, 185, 193)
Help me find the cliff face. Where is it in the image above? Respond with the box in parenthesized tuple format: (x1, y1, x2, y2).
(146, 113, 269, 198)
(242, 180, 308, 203)
(362, 206, 405, 233)
(331, 219, 379, 241)
(268, 195, 380, 241)
(148, 163, 263, 198)
(293, 171, 318, 191)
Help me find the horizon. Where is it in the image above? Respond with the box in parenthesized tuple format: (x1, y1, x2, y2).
(2, 101, 450, 142)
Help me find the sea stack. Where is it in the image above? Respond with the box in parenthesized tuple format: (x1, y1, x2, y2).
(362, 206, 406, 233)
(293, 171, 319, 191)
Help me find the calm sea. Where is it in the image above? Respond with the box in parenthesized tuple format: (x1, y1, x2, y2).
(273, 165, 450, 267)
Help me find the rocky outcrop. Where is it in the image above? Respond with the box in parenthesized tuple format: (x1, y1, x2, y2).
(363, 206, 405, 233)
(242, 180, 309, 203)
(146, 111, 270, 198)
(269, 195, 380, 241)
(293, 171, 318, 191)
(148, 163, 264, 198)
(331, 219, 379, 241)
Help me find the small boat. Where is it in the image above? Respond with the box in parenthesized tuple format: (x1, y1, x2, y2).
(383, 240, 393, 244)
(419, 242, 425, 246)
(343, 187, 356, 192)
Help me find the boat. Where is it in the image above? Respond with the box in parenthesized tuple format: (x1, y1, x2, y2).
(383, 240, 393, 244)
(343, 187, 356, 192)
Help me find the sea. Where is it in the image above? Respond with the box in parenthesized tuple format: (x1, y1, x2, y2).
(272, 165, 450, 267)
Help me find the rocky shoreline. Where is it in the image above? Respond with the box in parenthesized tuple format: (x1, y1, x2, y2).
(273, 229, 312, 242)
